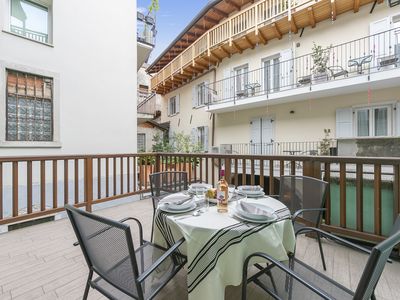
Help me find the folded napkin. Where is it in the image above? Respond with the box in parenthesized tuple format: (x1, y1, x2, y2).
(239, 202, 275, 219)
(160, 193, 192, 204)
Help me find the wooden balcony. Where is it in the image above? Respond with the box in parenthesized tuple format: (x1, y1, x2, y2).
(150, 0, 383, 95)
(0, 152, 400, 298)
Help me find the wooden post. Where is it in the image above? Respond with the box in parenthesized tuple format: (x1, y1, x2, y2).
(85, 157, 93, 212)
(155, 154, 161, 173)
(303, 159, 321, 179)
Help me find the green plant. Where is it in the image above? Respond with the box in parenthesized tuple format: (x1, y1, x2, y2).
(311, 42, 332, 74)
(319, 129, 332, 155)
(148, 0, 159, 13)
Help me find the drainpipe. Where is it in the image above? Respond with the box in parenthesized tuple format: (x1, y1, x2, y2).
(211, 68, 216, 147)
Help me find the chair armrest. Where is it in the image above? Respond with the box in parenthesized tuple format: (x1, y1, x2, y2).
(119, 217, 144, 246)
(292, 208, 326, 222)
(137, 237, 186, 283)
(243, 252, 333, 300)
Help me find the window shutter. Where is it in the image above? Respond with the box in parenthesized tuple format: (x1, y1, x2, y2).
(204, 126, 209, 152)
(223, 68, 233, 101)
(280, 49, 293, 91)
(192, 86, 197, 108)
(167, 98, 171, 116)
(396, 103, 400, 136)
(336, 108, 353, 138)
(191, 128, 197, 145)
(176, 94, 180, 113)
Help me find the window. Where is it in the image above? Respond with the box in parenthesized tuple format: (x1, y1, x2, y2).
(137, 133, 146, 152)
(234, 65, 248, 95)
(193, 82, 209, 107)
(192, 126, 209, 152)
(10, 0, 51, 43)
(6, 69, 53, 141)
(355, 106, 391, 137)
(168, 95, 179, 116)
(263, 56, 280, 92)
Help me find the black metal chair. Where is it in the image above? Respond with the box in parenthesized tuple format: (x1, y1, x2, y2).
(65, 204, 187, 300)
(275, 175, 329, 270)
(242, 215, 400, 300)
(149, 171, 188, 239)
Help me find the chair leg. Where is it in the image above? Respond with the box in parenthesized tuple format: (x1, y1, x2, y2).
(266, 269, 278, 293)
(83, 270, 93, 300)
(317, 233, 327, 271)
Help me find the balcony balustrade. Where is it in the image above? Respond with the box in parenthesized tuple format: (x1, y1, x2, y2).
(10, 24, 48, 43)
(0, 152, 399, 245)
(206, 28, 400, 105)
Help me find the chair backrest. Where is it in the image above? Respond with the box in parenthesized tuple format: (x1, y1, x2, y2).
(65, 205, 141, 298)
(354, 215, 400, 300)
(279, 175, 328, 226)
(149, 171, 188, 197)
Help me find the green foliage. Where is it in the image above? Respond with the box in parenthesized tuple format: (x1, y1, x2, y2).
(319, 129, 332, 156)
(148, 0, 159, 13)
(152, 131, 202, 154)
(311, 42, 332, 74)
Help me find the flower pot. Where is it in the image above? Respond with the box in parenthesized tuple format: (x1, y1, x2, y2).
(312, 72, 328, 84)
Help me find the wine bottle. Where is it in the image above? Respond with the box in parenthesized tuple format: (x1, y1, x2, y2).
(216, 168, 228, 213)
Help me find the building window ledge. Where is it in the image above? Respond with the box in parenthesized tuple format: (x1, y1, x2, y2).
(2, 30, 54, 48)
(0, 141, 62, 148)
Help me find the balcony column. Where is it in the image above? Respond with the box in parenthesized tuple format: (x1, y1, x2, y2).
(229, 19, 232, 46)
(207, 32, 211, 57)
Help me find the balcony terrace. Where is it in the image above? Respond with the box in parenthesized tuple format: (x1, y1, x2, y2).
(1, 153, 400, 299)
(206, 27, 400, 113)
(137, 93, 160, 123)
(150, 0, 383, 95)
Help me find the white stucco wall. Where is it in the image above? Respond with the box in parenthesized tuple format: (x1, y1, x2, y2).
(0, 0, 137, 155)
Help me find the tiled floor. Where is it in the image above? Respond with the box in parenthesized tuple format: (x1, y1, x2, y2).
(0, 198, 399, 300)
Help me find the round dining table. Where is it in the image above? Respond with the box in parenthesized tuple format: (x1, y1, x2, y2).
(153, 195, 296, 300)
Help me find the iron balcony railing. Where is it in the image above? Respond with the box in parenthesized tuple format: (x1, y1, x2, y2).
(207, 28, 400, 105)
(10, 24, 48, 43)
(223, 141, 337, 156)
(137, 11, 156, 46)
(137, 92, 159, 115)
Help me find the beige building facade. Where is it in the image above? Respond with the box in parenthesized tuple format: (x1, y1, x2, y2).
(149, 0, 400, 156)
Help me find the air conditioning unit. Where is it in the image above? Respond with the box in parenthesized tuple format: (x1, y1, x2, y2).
(211, 146, 219, 153)
(220, 144, 232, 154)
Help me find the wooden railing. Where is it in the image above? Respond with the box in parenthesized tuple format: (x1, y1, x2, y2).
(150, 0, 311, 89)
(0, 153, 399, 246)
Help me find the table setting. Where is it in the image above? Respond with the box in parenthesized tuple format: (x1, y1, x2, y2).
(153, 183, 296, 300)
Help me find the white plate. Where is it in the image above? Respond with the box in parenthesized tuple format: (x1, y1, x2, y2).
(231, 208, 277, 224)
(189, 183, 212, 190)
(165, 200, 195, 211)
(159, 202, 197, 213)
(244, 192, 265, 198)
(237, 185, 264, 195)
(236, 203, 277, 221)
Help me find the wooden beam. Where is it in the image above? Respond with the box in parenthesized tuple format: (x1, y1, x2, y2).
(257, 30, 267, 44)
(243, 35, 255, 49)
(193, 24, 207, 30)
(225, 0, 240, 11)
(231, 41, 243, 54)
(188, 65, 203, 73)
(308, 7, 316, 28)
(212, 7, 229, 18)
(209, 52, 222, 62)
(204, 16, 219, 25)
(290, 17, 298, 34)
(331, 0, 337, 21)
(272, 23, 282, 39)
(354, 0, 360, 13)
(195, 60, 210, 69)
(219, 45, 231, 57)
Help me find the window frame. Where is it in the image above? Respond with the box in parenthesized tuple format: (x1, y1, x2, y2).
(4, 0, 53, 45)
(137, 133, 146, 152)
(0, 60, 60, 148)
(234, 64, 249, 94)
(168, 96, 178, 116)
(354, 104, 393, 138)
(196, 82, 206, 107)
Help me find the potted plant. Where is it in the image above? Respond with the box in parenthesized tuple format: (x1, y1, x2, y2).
(319, 129, 332, 155)
(311, 42, 331, 83)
